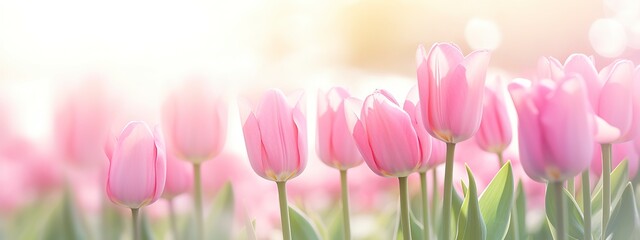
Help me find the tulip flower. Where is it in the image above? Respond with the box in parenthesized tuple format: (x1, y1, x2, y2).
(476, 86, 513, 165)
(416, 42, 490, 239)
(509, 77, 593, 240)
(240, 89, 306, 240)
(348, 89, 423, 239)
(316, 87, 363, 240)
(162, 79, 227, 240)
(105, 121, 166, 240)
(403, 85, 434, 238)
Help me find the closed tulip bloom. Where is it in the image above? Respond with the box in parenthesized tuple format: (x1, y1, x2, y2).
(240, 89, 307, 182)
(349, 89, 422, 177)
(163, 79, 227, 163)
(106, 121, 166, 209)
(416, 43, 491, 143)
(403, 86, 432, 172)
(317, 87, 363, 170)
(162, 154, 193, 199)
(509, 77, 593, 182)
(476, 87, 512, 154)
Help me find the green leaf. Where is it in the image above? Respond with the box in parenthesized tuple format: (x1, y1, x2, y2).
(140, 212, 155, 240)
(461, 180, 468, 197)
(545, 183, 584, 239)
(235, 218, 257, 240)
(505, 179, 526, 240)
(605, 183, 640, 239)
(438, 187, 464, 239)
(43, 187, 90, 240)
(479, 161, 514, 240)
(289, 205, 322, 240)
(395, 209, 426, 240)
(591, 159, 629, 213)
(207, 182, 235, 239)
(456, 165, 487, 240)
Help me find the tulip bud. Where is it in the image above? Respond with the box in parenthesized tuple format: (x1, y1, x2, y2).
(476, 87, 512, 154)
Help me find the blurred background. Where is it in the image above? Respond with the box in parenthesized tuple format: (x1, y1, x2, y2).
(0, 0, 638, 239)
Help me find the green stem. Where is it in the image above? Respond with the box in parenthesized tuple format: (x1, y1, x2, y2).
(419, 172, 430, 240)
(442, 142, 456, 240)
(567, 177, 575, 197)
(131, 208, 140, 240)
(553, 181, 567, 240)
(399, 176, 412, 240)
(277, 181, 292, 240)
(582, 170, 591, 240)
(168, 199, 179, 240)
(340, 170, 351, 240)
(497, 151, 505, 167)
(601, 143, 611, 240)
(193, 163, 204, 240)
(430, 168, 438, 230)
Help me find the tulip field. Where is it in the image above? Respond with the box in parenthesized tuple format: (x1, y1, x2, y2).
(1, 1, 640, 240)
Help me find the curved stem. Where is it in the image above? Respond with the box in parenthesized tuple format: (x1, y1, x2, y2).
(193, 163, 204, 240)
(340, 170, 351, 240)
(419, 172, 430, 240)
(582, 170, 591, 240)
(399, 176, 412, 240)
(131, 208, 140, 240)
(553, 181, 567, 240)
(601, 143, 611, 240)
(430, 169, 438, 230)
(168, 199, 179, 240)
(277, 181, 292, 240)
(442, 142, 456, 240)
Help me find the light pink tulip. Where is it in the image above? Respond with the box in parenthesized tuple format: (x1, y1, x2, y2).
(509, 77, 594, 182)
(416, 43, 491, 143)
(163, 79, 228, 163)
(403, 86, 432, 172)
(476, 87, 512, 154)
(590, 142, 639, 179)
(240, 89, 307, 182)
(106, 121, 166, 209)
(162, 154, 193, 199)
(316, 87, 363, 170)
(348, 89, 422, 177)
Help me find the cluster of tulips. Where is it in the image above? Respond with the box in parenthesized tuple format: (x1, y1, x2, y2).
(102, 42, 640, 240)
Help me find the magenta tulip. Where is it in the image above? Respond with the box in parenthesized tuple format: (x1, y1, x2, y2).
(509, 77, 593, 182)
(106, 121, 166, 209)
(240, 89, 307, 182)
(349, 89, 423, 177)
(163, 79, 227, 163)
(476, 86, 512, 154)
(317, 87, 363, 170)
(162, 154, 193, 199)
(416, 43, 491, 143)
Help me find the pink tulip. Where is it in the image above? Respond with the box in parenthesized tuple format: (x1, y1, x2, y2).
(416, 43, 491, 143)
(106, 121, 166, 209)
(348, 89, 423, 177)
(403, 86, 433, 172)
(542, 54, 639, 143)
(162, 154, 193, 199)
(163, 79, 228, 163)
(590, 142, 639, 179)
(475, 86, 512, 154)
(316, 87, 363, 170)
(240, 89, 307, 182)
(509, 77, 594, 182)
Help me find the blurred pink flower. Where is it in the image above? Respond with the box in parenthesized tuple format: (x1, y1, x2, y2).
(403, 85, 433, 172)
(106, 121, 166, 209)
(416, 43, 491, 143)
(163, 79, 228, 163)
(509, 77, 594, 182)
(54, 78, 114, 168)
(476, 86, 512, 154)
(162, 153, 193, 199)
(348, 89, 423, 177)
(240, 89, 307, 182)
(590, 142, 639, 179)
(316, 87, 363, 170)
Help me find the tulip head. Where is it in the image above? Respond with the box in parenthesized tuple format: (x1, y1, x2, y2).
(162, 154, 193, 199)
(240, 89, 307, 182)
(476, 87, 512, 154)
(403, 86, 432, 172)
(106, 121, 166, 209)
